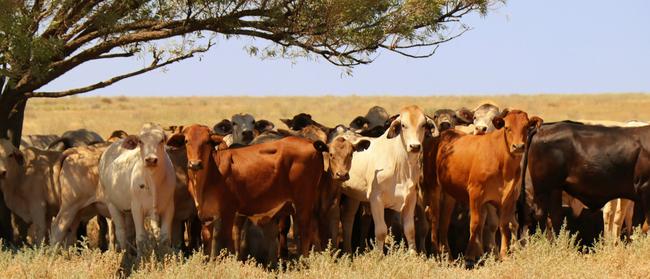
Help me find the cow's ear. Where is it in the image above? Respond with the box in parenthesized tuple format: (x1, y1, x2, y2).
(492, 117, 505, 130)
(10, 150, 24, 166)
(313, 140, 328, 153)
(210, 134, 225, 145)
(280, 118, 292, 128)
(387, 119, 402, 139)
(166, 133, 185, 148)
(456, 108, 474, 125)
(528, 116, 544, 130)
(254, 119, 275, 133)
(213, 119, 232, 135)
(122, 135, 140, 150)
(322, 153, 330, 172)
(350, 116, 368, 129)
(353, 139, 371, 152)
(425, 116, 439, 137)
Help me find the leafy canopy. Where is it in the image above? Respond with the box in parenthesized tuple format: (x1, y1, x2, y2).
(0, 0, 500, 98)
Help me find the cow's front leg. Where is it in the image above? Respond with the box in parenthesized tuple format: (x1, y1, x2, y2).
(401, 189, 417, 253)
(159, 206, 174, 247)
(465, 187, 485, 268)
(131, 203, 147, 256)
(30, 203, 47, 244)
(341, 197, 361, 253)
(107, 205, 129, 252)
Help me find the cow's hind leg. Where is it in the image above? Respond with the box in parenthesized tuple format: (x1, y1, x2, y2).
(482, 205, 498, 256)
(439, 193, 456, 258)
(369, 195, 388, 252)
(50, 203, 83, 246)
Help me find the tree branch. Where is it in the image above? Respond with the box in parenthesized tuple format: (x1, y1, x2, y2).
(25, 45, 212, 99)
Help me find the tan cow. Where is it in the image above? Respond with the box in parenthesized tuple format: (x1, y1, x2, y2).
(49, 142, 113, 247)
(0, 139, 61, 244)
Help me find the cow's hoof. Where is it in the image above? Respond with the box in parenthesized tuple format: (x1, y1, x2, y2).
(465, 259, 476, 269)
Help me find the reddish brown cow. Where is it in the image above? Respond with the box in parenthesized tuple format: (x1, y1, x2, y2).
(429, 110, 542, 266)
(167, 124, 328, 256)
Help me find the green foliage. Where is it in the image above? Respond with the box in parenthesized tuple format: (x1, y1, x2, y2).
(0, 0, 500, 97)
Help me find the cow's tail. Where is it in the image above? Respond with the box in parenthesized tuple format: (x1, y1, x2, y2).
(47, 137, 73, 151)
(517, 126, 538, 239)
(52, 151, 71, 205)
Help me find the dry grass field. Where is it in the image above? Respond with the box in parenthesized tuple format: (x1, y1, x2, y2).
(7, 93, 650, 278)
(23, 93, 650, 136)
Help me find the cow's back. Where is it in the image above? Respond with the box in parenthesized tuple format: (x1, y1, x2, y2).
(529, 123, 650, 208)
(219, 137, 322, 215)
(59, 144, 109, 209)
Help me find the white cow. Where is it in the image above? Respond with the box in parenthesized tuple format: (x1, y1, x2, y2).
(340, 105, 434, 252)
(99, 123, 176, 253)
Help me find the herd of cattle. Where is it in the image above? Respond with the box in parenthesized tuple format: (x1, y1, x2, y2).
(1, 103, 650, 268)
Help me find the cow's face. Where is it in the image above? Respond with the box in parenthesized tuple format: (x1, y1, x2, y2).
(167, 125, 222, 172)
(365, 106, 390, 128)
(387, 105, 435, 153)
(473, 104, 500, 135)
(349, 116, 370, 130)
(231, 113, 256, 144)
(122, 123, 167, 168)
(0, 139, 23, 182)
(326, 136, 370, 181)
(492, 110, 543, 154)
(433, 109, 457, 132)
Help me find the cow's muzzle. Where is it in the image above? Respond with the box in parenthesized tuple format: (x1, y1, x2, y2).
(242, 130, 254, 142)
(334, 172, 350, 181)
(145, 156, 158, 167)
(409, 144, 421, 153)
(439, 122, 452, 131)
(475, 126, 488, 135)
(0, 169, 6, 179)
(511, 143, 525, 153)
(188, 160, 203, 171)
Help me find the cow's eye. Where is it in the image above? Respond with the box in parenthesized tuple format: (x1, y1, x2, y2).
(401, 124, 406, 129)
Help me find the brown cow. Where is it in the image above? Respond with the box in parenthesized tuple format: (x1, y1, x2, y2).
(431, 109, 542, 266)
(167, 125, 328, 256)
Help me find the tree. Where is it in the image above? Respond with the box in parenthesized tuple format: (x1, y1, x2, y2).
(0, 0, 500, 241)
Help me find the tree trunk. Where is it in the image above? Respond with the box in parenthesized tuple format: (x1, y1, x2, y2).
(0, 87, 27, 245)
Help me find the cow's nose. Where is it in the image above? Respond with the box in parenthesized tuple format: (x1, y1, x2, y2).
(242, 130, 254, 139)
(476, 126, 488, 134)
(188, 160, 203, 171)
(439, 122, 452, 131)
(409, 144, 421, 152)
(336, 172, 350, 181)
(145, 156, 158, 166)
(0, 169, 6, 179)
(512, 143, 525, 152)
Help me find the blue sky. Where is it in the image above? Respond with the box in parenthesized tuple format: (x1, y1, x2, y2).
(41, 0, 650, 96)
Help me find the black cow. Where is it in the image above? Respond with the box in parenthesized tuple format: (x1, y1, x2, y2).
(521, 121, 650, 234)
